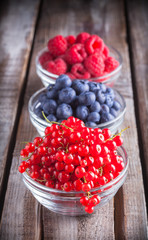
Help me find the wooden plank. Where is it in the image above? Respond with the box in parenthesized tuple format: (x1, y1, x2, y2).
(0, 0, 147, 239)
(0, 0, 115, 239)
(125, 0, 148, 208)
(0, 0, 41, 239)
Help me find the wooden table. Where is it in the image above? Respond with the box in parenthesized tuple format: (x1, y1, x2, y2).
(0, 0, 148, 239)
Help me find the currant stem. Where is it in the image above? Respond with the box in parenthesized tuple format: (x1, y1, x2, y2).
(42, 111, 74, 131)
(106, 126, 130, 142)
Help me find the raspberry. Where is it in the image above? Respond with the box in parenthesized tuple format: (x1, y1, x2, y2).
(45, 58, 67, 75)
(66, 35, 76, 47)
(105, 56, 119, 72)
(48, 35, 67, 57)
(85, 35, 104, 55)
(103, 46, 109, 58)
(71, 63, 90, 79)
(76, 32, 90, 44)
(66, 72, 75, 79)
(39, 51, 53, 66)
(84, 53, 105, 76)
(65, 44, 87, 65)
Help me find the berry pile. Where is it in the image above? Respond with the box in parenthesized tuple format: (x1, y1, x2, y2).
(39, 32, 119, 80)
(35, 75, 121, 127)
(19, 116, 125, 214)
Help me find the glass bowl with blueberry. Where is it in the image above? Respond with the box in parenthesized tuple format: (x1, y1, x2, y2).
(28, 75, 126, 136)
(36, 46, 122, 88)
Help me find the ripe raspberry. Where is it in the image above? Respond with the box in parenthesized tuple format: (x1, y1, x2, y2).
(66, 35, 76, 47)
(48, 35, 67, 57)
(105, 56, 119, 72)
(39, 51, 53, 66)
(65, 44, 87, 65)
(71, 63, 90, 79)
(76, 32, 90, 44)
(66, 72, 75, 79)
(103, 46, 109, 58)
(84, 53, 105, 76)
(45, 58, 67, 75)
(85, 35, 104, 55)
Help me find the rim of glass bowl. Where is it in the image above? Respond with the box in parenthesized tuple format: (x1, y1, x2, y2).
(35, 46, 123, 84)
(22, 146, 128, 194)
(28, 87, 126, 129)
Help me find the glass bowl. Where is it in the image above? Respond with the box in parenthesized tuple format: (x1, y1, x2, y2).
(36, 46, 122, 87)
(22, 146, 128, 216)
(28, 87, 126, 136)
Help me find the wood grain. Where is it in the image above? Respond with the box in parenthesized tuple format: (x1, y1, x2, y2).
(0, 0, 147, 239)
(0, 0, 41, 238)
(125, 0, 148, 208)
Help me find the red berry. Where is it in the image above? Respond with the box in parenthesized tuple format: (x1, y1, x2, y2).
(65, 43, 87, 65)
(66, 35, 76, 46)
(73, 179, 83, 191)
(48, 35, 67, 57)
(71, 63, 90, 79)
(84, 53, 105, 77)
(85, 171, 95, 182)
(85, 35, 104, 54)
(105, 56, 119, 72)
(58, 172, 70, 183)
(80, 196, 89, 206)
(45, 58, 67, 75)
(63, 182, 73, 192)
(39, 51, 53, 66)
(25, 142, 35, 152)
(34, 137, 43, 147)
(63, 153, 74, 164)
(82, 183, 91, 192)
(20, 148, 29, 157)
(113, 135, 123, 146)
(102, 128, 112, 140)
(65, 164, 74, 173)
(75, 166, 86, 178)
(76, 32, 90, 44)
(78, 145, 89, 157)
(45, 180, 55, 188)
(85, 206, 94, 214)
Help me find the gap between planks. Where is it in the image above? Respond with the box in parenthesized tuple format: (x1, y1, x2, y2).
(0, 0, 42, 223)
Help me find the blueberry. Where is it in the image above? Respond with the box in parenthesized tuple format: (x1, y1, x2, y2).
(88, 82, 100, 92)
(95, 90, 106, 104)
(76, 105, 89, 120)
(56, 103, 73, 119)
(85, 121, 97, 128)
(78, 91, 96, 106)
(70, 96, 79, 109)
(87, 112, 100, 123)
(47, 84, 54, 90)
(34, 106, 44, 119)
(72, 80, 89, 94)
(47, 114, 57, 122)
(113, 100, 121, 111)
(100, 83, 107, 93)
(100, 104, 110, 114)
(105, 95, 114, 108)
(39, 93, 47, 106)
(59, 87, 76, 104)
(43, 99, 57, 115)
(47, 86, 58, 99)
(110, 108, 118, 117)
(105, 87, 115, 98)
(55, 74, 72, 90)
(100, 112, 114, 123)
(90, 101, 101, 112)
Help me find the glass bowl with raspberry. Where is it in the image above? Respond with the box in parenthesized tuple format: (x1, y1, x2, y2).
(19, 117, 129, 216)
(36, 33, 122, 87)
(28, 78, 126, 137)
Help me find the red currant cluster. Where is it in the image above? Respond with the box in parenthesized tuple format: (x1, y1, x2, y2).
(19, 116, 125, 214)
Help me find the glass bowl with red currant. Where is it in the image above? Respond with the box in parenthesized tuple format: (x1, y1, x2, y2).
(28, 77, 126, 136)
(19, 117, 129, 216)
(36, 33, 122, 88)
